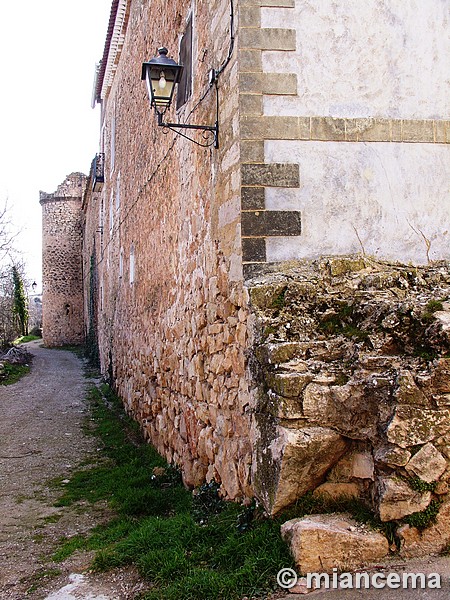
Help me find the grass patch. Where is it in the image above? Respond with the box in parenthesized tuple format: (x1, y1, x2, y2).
(0, 362, 30, 385)
(13, 334, 41, 344)
(403, 475, 437, 493)
(318, 303, 369, 341)
(403, 500, 442, 530)
(52, 385, 293, 599)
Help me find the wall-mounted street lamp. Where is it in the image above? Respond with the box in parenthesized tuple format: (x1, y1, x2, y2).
(141, 47, 219, 149)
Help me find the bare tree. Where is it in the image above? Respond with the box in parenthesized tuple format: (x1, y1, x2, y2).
(0, 201, 24, 347)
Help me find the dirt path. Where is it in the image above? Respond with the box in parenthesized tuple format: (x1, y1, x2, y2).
(0, 341, 147, 599)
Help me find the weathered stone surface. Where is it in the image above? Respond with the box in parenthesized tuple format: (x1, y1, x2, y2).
(313, 482, 360, 500)
(430, 359, 450, 394)
(327, 451, 374, 482)
(386, 406, 450, 448)
(376, 476, 431, 522)
(263, 427, 348, 515)
(374, 445, 411, 467)
(266, 372, 313, 398)
(303, 383, 378, 440)
(281, 514, 389, 573)
(405, 443, 447, 483)
(242, 238, 266, 262)
(435, 481, 449, 495)
(394, 370, 428, 406)
(256, 341, 326, 364)
(262, 391, 304, 419)
(398, 500, 450, 557)
(241, 210, 302, 237)
(241, 163, 300, 188)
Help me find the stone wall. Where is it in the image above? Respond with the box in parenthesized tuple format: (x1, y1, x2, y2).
(248, 257, 450, 556)
(83, 0, 253, 499)
(78, 0, 450, 564)
(40, 173, 86, 347)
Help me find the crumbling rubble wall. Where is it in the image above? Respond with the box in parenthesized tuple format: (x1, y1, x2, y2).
(249, 256, 450, 557)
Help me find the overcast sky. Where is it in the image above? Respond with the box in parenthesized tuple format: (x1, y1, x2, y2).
(0, 0, 112, 290)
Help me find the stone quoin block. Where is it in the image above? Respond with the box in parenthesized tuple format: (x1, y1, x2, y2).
(241, 210, 301, 236)
(241, 187, 265, 210)
(239, 28, 296, 51)
(241, 163, 300, 187)
(240, 116, 310, 140)
(239, 72, 298, 95)
(242, 237, 267, 262)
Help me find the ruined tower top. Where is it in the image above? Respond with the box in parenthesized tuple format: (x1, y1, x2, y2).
(39, 172, 87, 204)
(40, 173, 87, 347)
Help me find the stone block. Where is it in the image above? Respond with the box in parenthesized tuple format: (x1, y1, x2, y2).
(266, 371, 314, 397)
(376, 476, 431, 522)
(386, 405, 450, 448)
(240, 72, 297, 95)
(256, 341, 323, 363)
(303, 382, 378, 440)
(239, 6, 261, 27)
(262, 390, 304, 419)
(241, 210, 301, 236)
(395, 370, 428, 406)
(374, 445, 411, 467)
(281, 514, 389, 573)
(239, 93, 263, 116)
(239, 28, 296, 51)
(431, 359, 450, 393)
(238, 49, 262, 73)
(241, 187, 265, 210)
(357, 118, 391, 142)
(242, 237, 266, 262)
(434, 120, 446, 144)
(391, 119, 402, 142)
(241, 163, 300, 187)
(240, 116, 310, 140)
(327, 451, 374, 482)
(402, 120, 435, 143)
(311, 117, 346, 141)
(257, 426, 348, 514)
(240, 140, 264, 163)
(405, 442, 447, 483)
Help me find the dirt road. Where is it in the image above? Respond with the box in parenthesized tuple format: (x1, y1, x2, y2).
(0, 341, 146, 599)
(2, 341, 450, 600)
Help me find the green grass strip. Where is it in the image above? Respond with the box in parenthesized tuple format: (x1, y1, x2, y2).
(52, 386, 293, 599)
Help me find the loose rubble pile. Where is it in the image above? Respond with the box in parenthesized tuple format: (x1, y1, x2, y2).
(0, 345, 32, 381)
(248, 256, 450, 569)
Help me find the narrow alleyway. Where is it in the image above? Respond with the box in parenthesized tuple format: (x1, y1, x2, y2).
(1, 341, 450, 600)
(0, 341, 146, 599)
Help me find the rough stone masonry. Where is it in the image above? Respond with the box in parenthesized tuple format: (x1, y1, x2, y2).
(249, 256, 450, 564)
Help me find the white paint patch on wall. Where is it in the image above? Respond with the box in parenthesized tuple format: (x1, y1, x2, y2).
(265, 141, 450, 265)
(261, 0, 449, 119)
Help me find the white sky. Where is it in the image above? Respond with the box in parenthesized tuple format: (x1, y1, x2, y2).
(0, 0, 112, 291)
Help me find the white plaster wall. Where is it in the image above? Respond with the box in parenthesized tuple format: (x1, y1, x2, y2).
(261, 0, 450, 119)
(264, 141, 450, 265)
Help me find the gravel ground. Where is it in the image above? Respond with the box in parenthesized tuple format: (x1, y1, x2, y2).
(0, 341, 149, 599)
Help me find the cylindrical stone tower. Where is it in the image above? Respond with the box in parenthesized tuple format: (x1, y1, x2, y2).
(40, 173, 87, 347)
